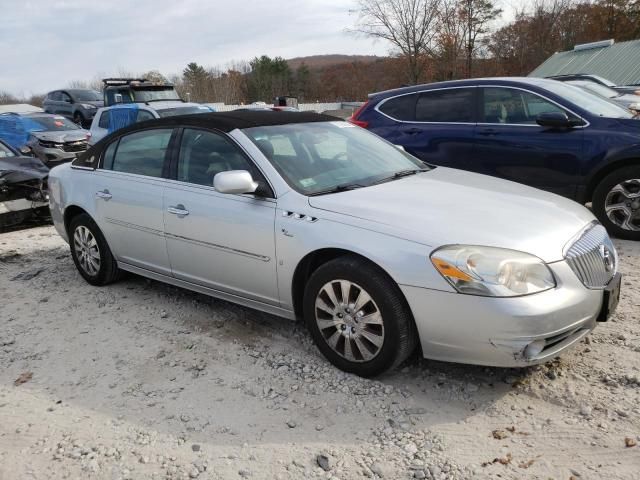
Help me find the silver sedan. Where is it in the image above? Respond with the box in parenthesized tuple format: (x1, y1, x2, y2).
(47, 111, 621, 377)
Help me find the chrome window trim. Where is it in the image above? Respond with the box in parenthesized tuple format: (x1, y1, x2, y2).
(373, 84, 590, 129)
(373, 86, 477, 125)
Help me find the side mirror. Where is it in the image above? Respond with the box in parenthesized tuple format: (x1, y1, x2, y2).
(19, 146, 32, 155)
(214, 170, 258, 195)
(536, 111, 573, 128)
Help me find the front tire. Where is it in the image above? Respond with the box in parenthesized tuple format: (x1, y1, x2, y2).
(68, 213, 120, 285)
(303, 255, 417, 377)
(592, 166, 640, 240)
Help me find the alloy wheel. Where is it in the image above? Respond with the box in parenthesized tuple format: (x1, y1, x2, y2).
(73, 225, 101, 276)
(604, 178, 640, 232)
(314, 280, 385, 362)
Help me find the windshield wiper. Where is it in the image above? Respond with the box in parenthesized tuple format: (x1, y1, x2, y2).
(308, 183, 365, 196)
(372, 168, 427, 185)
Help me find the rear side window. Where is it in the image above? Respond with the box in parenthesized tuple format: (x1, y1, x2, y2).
(416, 88, 474, 123)
(378, 94, 417, 121)
(108, 129, 172, 177)
(98, 112, 109, 129)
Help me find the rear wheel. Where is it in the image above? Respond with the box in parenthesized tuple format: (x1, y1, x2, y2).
(68, 213, 120, 285)
(592, 166, 640, 240)
(303, 255, 417, 377)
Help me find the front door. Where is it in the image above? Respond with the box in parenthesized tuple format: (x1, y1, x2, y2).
(93, 128, 174, 275)
(472, 86, 584, 198)
(163, 128, 279, 305)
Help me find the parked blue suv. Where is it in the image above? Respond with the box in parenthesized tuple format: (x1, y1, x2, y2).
(351, 77, 640, 240)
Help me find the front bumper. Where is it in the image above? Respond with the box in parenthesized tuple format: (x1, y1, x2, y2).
(31, 146, 83, 167)
(401, 260, 604, 367)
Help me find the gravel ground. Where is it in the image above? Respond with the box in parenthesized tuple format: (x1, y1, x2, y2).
(0, 225, 638, 480)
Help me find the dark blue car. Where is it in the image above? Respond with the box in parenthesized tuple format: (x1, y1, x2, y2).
(350, 77, 640, 240)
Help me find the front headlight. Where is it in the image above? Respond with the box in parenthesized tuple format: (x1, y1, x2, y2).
(430, 245, 556, 297)
(80, 104, 97, 109)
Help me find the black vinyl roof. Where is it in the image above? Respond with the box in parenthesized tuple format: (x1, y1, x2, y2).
(77, 110, 340, 169)
(120, 110, 338, 136)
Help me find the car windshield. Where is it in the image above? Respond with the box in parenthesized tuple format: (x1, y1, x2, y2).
(133, 88, 181, 102)
(544, 82, 634, 119)
(243, 121, 428, 196)
(0, 141, 16, 158)
(72, 90, 102, 102)
(29, 115, 80, 131)
(157, 106, 211, 117)
(574, 82, 619, 99)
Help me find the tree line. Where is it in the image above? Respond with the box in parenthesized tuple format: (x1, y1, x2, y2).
(1, 0, 638, 107)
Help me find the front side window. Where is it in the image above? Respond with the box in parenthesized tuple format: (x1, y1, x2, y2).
(108, 129, 172, 177)
(482, 88, 567, 124)
(177, 128, 260, 187)
(0, 141, 16, 158)
(415, 88, 474, 123)
(244, 121, 427, 196)
(136, 110, 155, 122)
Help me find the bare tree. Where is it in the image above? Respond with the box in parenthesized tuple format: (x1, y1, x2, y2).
(351, 0, 442, 84)
(435, 0, 467, 80)
(458, 0, 502, 77)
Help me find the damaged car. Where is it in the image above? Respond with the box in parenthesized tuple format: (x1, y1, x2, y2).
(0, 112, 90, 167)
(0, 139, 49, 229)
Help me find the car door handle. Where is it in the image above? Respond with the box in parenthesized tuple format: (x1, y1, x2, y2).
(477, 127, 499, 136)
(95, 189, 112, 200)
(404, 127, 422, 135)
(167, 204, 189, 217)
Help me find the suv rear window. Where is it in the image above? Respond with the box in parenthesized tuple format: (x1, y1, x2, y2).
(415, 88, 474, 123)
(378, 94, 417, 121)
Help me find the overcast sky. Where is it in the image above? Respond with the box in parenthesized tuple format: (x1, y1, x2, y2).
(1, 0, 523, 96)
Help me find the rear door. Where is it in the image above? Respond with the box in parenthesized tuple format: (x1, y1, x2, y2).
(93, 128, 175, 275)
(377, 88, 477, 168)
(472, 86, 584, 197)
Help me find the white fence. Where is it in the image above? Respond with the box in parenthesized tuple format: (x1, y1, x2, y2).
(204, 102, 363, 115)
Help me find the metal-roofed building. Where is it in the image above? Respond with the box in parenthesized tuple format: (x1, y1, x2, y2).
(529, 39, 640, 87)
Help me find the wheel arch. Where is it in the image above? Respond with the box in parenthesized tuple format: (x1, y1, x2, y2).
(63, 205, 91, 236)
(585, 156, 640, 202)
(290, 247, 407, 320)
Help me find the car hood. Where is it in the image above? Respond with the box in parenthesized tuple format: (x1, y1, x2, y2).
(308, 168, 596, 262)
(31, 130, 88, 143)
(0, 156, 49, 183)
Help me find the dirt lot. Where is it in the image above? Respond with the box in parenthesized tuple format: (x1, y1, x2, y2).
(0, 225, 638, 480)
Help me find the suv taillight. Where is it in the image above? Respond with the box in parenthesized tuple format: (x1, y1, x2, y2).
(347, 101, 370, 128)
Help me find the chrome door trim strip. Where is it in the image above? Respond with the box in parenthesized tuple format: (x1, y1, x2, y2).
(106, 217, 271, 262)
(105, 217, 165, 237)
(165, 232, 271, 262)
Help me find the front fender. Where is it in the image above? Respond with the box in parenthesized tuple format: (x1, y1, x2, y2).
(275, 212, 454, 311)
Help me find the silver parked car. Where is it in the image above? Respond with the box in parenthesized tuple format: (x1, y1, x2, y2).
(48, 111, 621, 377)
(567, 80, 640, 114)
(43, 89, 104, 127)
(23, 114, 90, 167)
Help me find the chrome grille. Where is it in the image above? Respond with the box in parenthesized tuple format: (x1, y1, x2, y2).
(565, 223, 617, 289)
(62, 140, 88, 153)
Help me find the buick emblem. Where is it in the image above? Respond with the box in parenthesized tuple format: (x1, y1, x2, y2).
(600, 244, 615, 273)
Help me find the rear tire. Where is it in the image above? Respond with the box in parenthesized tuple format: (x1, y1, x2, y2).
(68, 213, 120, 285)
(303, 255, 417, 377)
(592, 166, 640, 241)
